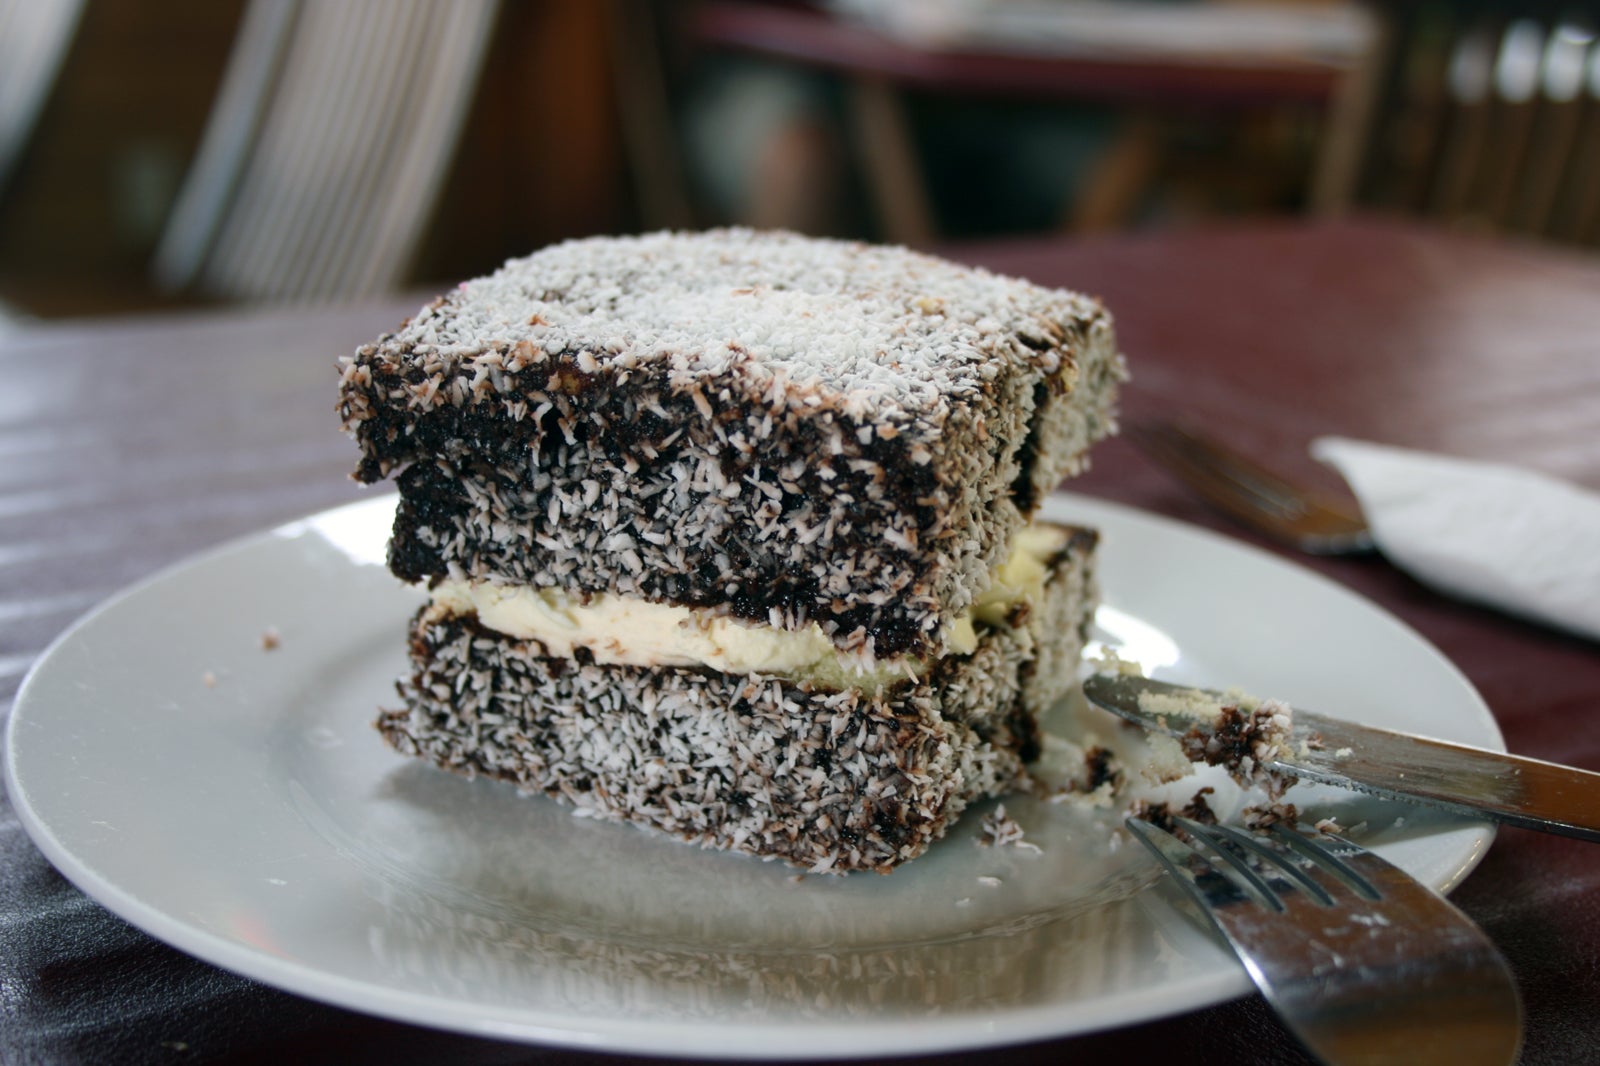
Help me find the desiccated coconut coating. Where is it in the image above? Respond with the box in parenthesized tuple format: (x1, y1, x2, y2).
(378, 526, 1098, 873)
(339, 229, 1123, 660)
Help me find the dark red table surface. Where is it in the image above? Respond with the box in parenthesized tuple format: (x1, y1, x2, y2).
(2, 218, 1597, 1064)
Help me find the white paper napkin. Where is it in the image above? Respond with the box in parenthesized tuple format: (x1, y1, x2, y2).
(1312, 437, 1600, 642)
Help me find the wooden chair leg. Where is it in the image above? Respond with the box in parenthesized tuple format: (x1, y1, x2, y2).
(1310, 9, 1391, 216)
(606, 0, 695, 231)
(845, 75, 936, 247)
(1565, 103, 1600, 245)
(1067, 112, 1163, 233)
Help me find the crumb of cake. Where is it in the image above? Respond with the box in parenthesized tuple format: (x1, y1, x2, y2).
(1083, 744, 1122, 793)
(1313, 817, 1344, 835)
(1127, 786, 1218, 834)
(977, 804, 1021, 847)
(1089, 650, 1144, 678)
(1334, 746, 1353, 758)
(202, 671, 217, 688)
(1142, 733, 1194, 784)
(1175, 697, 1297, 798)
(788, 873, 806, 884)
(977, 875, 1002, 887)
(1125, 797, 1170, 831)
(1186, 786, 1219, 824)
(1135, 683, 1234, 723)
(977, 804, 1043, 854)
(260, 627, 281, 651)
(1048, 783, 1118, 809)
(1125, 680, 1300, 797)
(1028, 732, 1125, 809)
(1241, 802, 1299, 831)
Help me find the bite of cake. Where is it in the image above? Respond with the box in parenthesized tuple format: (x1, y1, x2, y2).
(337, 228, 1125, 873)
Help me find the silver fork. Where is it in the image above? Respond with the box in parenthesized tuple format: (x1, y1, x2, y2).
(1127, 419, 1375, 555)
(1127, 816, 1522, 1066)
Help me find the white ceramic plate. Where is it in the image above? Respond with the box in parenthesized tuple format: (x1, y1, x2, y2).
(6, 493, 1500, 1059)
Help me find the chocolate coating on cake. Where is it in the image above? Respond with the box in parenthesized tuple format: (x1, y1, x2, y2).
(338, 229, 1124, 660)
(378, 522, 1096, 873)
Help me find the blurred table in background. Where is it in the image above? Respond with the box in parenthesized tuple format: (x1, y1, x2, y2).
(3, 218, 1599, 1064)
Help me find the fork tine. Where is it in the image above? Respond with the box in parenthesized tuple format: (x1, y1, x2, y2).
(1267, 823, 1384, 901)
(1125, 816, 1283, 913)
(1175, 818, 1336, 907)
(1278, 821, 1486, 911)
(1130, 815, 1522, 1065)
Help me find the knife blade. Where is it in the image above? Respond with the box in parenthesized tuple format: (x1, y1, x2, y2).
(1082, 672, 1600, 841)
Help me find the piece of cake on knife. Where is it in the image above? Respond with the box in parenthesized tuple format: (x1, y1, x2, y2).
(337, 228, 1125, 873)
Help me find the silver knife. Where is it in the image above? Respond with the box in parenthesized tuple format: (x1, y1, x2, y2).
(1082, 672, 1600, 841)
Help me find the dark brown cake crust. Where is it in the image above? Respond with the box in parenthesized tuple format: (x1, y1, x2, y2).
(371, 358, 950, 657)
(338, 230, 1124, 662)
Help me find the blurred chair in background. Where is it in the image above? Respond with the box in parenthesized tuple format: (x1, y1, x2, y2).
(608, 0, 698, 233)
(0, 0, 85, 197)
(1315, 1, 1600, 245)
(0, 0, 85, 327)
(8, 1, 1595, 320)
(153, 0, 499, 303)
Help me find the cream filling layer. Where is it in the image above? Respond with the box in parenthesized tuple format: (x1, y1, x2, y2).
(427, 521, 1072, 685)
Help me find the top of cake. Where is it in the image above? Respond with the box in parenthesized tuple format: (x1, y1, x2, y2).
(339, 229, 1124, 661)
(363, 227, 1104, 428)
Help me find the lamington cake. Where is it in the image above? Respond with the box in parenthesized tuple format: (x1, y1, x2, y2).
(337, 228, 1125, 873)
